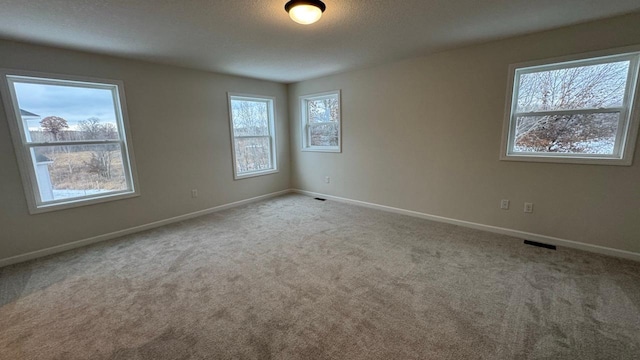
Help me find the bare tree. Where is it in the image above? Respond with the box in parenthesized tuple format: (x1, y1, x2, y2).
(515, 61, 628, 153)
(79, 118, 118, 180)
(87, 151, 113, 179)
(40, 116, 69, 141)
(308, 98, 339, 146)
(78, 117, 103, 139)
(231, 101, 271, 172)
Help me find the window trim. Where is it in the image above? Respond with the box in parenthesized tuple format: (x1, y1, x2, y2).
(500, 47, 640, 166)
(300, 90, 342, 153)
(0, 69, 140, 214)
(227, 93, 278, 180)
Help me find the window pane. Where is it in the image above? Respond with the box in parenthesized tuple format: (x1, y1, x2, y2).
(308, 96, 339, 124)
(310, 123, 339, 146)
(513, 112, 619, 154)
(12, 81, 121, 142)
(31, 144, 128, 202)
(230, 99, 269, 136)
(516, 61, 630, 113)
(234, 137, 272, 174)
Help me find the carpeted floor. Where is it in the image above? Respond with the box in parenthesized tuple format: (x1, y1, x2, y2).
(1, 194, 639, 359)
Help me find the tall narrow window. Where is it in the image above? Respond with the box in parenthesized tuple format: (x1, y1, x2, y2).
(501, 50, 640, 165)
(0, 70, 139, 213)
(227, 94, 278, 179)
(301, 90, 341, 152)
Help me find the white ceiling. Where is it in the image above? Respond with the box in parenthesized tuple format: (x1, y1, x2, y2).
(0, 0, 639, 83)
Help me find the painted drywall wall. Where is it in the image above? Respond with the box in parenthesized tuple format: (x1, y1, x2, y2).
(289, 12, 640, 254)
(0, 40, 290, 261)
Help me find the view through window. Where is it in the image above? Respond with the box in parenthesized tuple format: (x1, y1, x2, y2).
(228, 94, 277, 179)
(1, 73, 137, 212)
(301, 90, 341, 152)
(503, 51, 640, 164)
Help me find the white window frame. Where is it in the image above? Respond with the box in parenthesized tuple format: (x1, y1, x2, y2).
(0, 69, 140, 214)
(500, 47, 640, 165)
(227, 93, 278, 180)
(300, 90, 341, 152)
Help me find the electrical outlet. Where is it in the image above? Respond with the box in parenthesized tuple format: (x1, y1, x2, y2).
(524, 202, 533, 213)
(325, 176, 330, 184)
(191, 189, 198, 198)
(500, 199, 510, 210)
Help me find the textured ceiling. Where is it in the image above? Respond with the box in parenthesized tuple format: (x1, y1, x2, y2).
(0, 0, 639, 83)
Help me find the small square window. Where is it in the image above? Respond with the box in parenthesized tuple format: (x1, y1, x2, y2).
(501, 50, 640, 165)
(227, 93, 278, 179)
(0, 70, 139, 213)
(300, 90, 341, 152)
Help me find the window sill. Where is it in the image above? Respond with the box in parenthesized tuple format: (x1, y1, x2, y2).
(302, 147, 341, 153)
(234, 168, 279, 180)
(500, 153, 633, 166)
(29, 190, 140, 214)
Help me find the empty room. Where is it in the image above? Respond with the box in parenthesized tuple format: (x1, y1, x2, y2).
(1, 1, 640, 359)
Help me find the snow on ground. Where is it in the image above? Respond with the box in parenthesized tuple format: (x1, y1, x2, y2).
(52, 189, 110, 200)
(514, 138, 615, 154)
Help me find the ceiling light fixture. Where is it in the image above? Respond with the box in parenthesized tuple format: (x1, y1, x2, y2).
(285, 0, 326, 25)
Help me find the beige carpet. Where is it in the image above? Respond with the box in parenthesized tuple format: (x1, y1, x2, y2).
(1, 194, 639, 359)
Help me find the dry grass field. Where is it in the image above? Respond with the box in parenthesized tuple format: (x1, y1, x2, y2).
(45, 149, 126, 191)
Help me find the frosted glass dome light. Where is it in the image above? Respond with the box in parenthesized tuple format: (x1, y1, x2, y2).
(285, 0, 326, 25)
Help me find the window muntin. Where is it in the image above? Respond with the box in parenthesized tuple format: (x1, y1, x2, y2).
(0, 71, 138, 213)
(228, 94, 277, 179)
(301, 90, 341, 152)
(502, 51, 640, 164)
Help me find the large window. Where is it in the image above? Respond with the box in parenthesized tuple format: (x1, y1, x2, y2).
(301, 90, 341, 152)
(501, 50, 640, 165)
(0, 70, 139, 213)
(227, 94, 278, 179)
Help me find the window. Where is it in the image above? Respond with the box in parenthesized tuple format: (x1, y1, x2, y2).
(501, 50, 640, 165)
(301, 90, 341, 152)
(0, 70, 139, 213)
(227, 94, 278, 179)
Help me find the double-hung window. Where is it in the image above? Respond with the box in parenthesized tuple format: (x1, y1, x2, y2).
(227, 93, 278, 179)
(0, 70, 139, 213)
(501, 50, 640, 165)
(301, 90, 341, 152)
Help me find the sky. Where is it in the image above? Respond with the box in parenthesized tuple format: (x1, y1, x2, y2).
(13, 81, 118, 130)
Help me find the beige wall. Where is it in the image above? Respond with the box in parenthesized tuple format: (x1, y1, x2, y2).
(0, 40, 290, 261)
(2, 12, 640, 263)
(289, 13, 640, 254)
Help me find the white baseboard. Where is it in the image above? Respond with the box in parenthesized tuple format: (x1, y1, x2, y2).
(4, 188, 637, 267)
(0, 189, 293, 268)
(292, 189, 640, 262)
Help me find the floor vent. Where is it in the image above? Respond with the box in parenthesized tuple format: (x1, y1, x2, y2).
(314, 197, 326, 201)
(524, 240, 556, 250)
